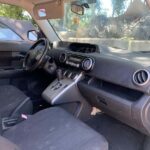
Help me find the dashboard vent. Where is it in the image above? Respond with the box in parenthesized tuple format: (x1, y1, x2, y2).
(133, 69, 150, 86)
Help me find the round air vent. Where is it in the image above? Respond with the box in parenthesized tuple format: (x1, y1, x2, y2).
(133, 69, 150, 86)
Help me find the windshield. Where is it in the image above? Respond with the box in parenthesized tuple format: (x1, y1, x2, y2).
(49, 0, 150, 51)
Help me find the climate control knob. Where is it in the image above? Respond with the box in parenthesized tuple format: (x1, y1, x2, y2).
(82, 58, 94, 71)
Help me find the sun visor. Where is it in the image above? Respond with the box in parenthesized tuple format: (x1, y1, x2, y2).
(33, 0, 64, 20)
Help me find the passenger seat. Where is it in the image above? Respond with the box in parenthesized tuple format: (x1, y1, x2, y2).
(2, 107, 108, 150)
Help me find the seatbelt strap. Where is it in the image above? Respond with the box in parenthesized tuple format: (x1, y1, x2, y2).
(11, 97, 30, 117)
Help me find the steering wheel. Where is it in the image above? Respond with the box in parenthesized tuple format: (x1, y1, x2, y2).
(23, 38, 49, 71)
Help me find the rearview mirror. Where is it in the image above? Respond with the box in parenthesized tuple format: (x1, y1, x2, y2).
(71, 4, 84, 15)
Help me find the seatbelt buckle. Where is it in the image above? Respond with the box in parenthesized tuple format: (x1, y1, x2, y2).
(21, 114, 28, 120)
(2, 117, 18, 130)
(2, 114, 29, 130)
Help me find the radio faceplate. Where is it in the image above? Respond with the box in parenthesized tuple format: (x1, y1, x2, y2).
(59, 53, 95, 71)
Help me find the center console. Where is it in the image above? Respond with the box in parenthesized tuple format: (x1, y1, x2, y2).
(42, 52, 95, 105)
(42, 51, 95, 120)
(42, 69, 83, 105)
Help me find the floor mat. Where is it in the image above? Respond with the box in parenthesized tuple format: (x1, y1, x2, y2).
(86, 113, 145, 150)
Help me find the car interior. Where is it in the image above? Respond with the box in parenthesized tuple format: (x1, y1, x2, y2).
(1, 0, 150, 150)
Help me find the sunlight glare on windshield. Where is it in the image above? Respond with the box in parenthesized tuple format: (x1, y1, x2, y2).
(99, 0, 112, 16)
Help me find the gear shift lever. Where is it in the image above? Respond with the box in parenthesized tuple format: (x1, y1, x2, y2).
(56, 69, 63, 81)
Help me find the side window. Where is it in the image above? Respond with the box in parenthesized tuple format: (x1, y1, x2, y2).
(0, 23, 22, 41)
(0, 4, 38, 42)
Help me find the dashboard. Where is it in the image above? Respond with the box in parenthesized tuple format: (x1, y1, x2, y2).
(43, 41, 150, 136)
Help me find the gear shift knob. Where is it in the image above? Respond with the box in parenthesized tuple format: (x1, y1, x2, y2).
(56, 69, 63, 81)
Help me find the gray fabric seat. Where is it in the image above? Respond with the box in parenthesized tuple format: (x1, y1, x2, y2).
(3, 107, 108, 150)
(0, 85, 33, 118)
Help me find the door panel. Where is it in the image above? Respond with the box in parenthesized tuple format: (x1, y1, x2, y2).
(0, 40, 33, 86)
(0, 40, 32, 70)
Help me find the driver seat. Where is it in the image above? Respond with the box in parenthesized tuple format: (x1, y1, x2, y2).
(0, 85, 33, 119)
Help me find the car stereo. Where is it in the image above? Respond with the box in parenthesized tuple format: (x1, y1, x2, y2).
(59, 53, 95, 71)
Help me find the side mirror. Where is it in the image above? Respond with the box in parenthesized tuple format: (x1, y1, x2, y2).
(27, 30, 38, 41)
(71, 4, 84, 15)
